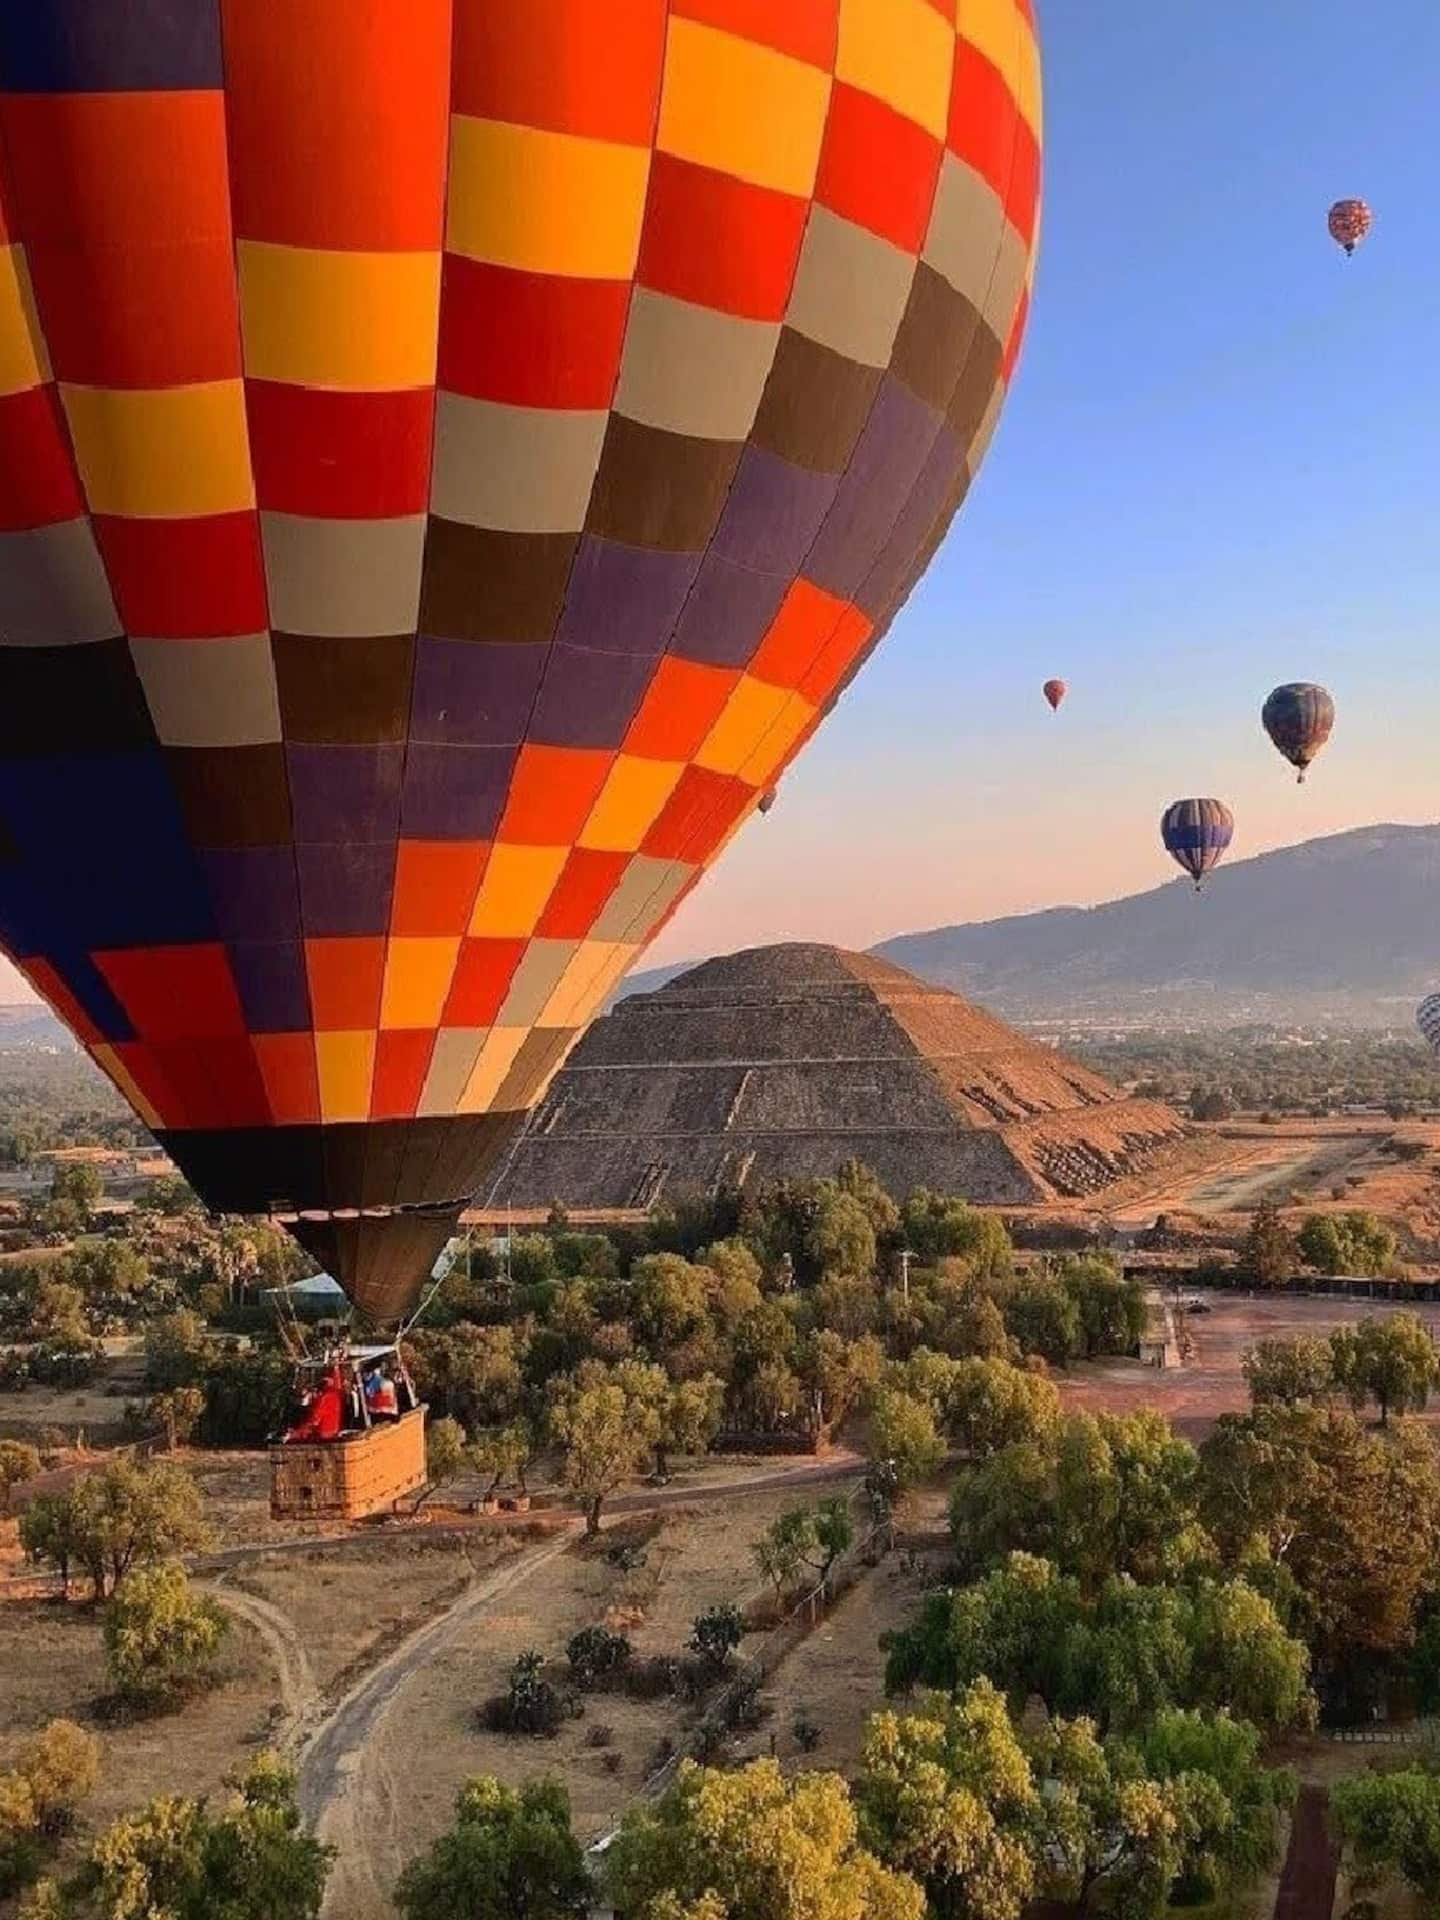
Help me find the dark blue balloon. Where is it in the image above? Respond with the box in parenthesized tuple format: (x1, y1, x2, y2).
(1161, 798, 1234, 890)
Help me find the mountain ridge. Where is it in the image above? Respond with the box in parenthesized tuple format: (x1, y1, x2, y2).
(624, 824, 1440, 1027)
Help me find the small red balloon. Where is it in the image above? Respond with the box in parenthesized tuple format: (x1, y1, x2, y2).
(1043, 679, 1067, 712)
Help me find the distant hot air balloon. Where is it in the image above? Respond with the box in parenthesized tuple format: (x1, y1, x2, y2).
(1161, 799, 1234, 891)
(1328, 199, 1373, 256)
(0, 3, 1043, 1326)
(1262, 683, 1335, 783)
(1043, 679, 1067, 712)
(758, 790, 777, 816)
(1418, 995, 1440, 1059)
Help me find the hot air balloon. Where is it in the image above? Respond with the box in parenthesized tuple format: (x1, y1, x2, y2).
(1043, 679, 1066, 712)
(1418, 995, 1440, 1059)
(1328, 199, 1373, 256)
(1262, 683, 1335, 783)
(0, 2, 1041, 1336)
(757, 790, 777, 816)
(1161, 799, 1234, 891)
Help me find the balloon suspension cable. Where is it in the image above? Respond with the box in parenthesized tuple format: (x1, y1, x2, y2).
(396, 1225, 475, 1344)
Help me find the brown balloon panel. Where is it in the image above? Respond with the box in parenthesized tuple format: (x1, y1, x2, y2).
(0, 1, 1042, 1323)
(154, 1112, 522, 1326)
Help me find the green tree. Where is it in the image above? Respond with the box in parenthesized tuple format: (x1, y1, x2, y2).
(796, 1331, 884, 1437)
(1058, 1259, 1146, 1361)
(1297, 1210, 1397, 1278)
(1242, 1336, 1333, 1408)
(143, 1310, 211, 1391)
(1198, 1406, 1440, 1660)
(0, 1439, 40, 1512)
(548, 1360, 664, 1532)
(754, 1507, 817, 1606)
(405, 1323, 526, 1430)
(24, 1278, 91, 1349)
(657, 1374, 726, 1478)
(1240, 1200, 1297, 1287)
(63, 1240, 151, 1306)
(470, 1421, 534, 1504)
(78, 1753, 330, 1920)
(146, 1386, 205, 1452)
(395, 1776, 590, 1920)
(0, 1720, 100, 1900)
(20, 1457, 211, 1601)
(1001, 1276, 1083, 1367)
(1332, 1769, 1440, 1915)
(899, 1193, 1013, 1279)
(867, 1389, 944, 1490)
(1330, 1312, 1440, 1424)
(835, 1160, 901, 1244)
(948, 1440, 1058, 1579)
(883, 1552, 1073, 1706)
(689, 1603, 745, 1674)
(606, 1759, 923, 1920)
(806, 1189, 877, 1283)
(629, 1255, 714, 1359)
(857, 1680, 1040, 1920)
(418, 1416, 468, 1509)
(103, 1562, 228, 1706)
(946, 1358, 1060, 1459)
(1028, 1715, 1182, 1920)
(1132, 1711, 1293, 1902)
(50, 1162, 103, 1218)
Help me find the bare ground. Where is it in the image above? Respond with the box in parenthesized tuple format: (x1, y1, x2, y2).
(311, 1479, 861, 1920)
(0, 1598, 280, 1846)
(1058, 1293, 1440, 1438)
(746, 1486, 951, 1778)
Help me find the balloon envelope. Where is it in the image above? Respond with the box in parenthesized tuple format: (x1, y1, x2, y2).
(1042, 678, 1066, 711)
(1161, 799, 1234, 888)
(1262, 683, 1334, 781)
(0, 4, 1042, 1322)
(1328, 198, 1372, 255)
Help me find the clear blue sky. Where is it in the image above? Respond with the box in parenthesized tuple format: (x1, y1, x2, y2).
(1, 6, 1435, 1004)
(654, 0, 1440, 965)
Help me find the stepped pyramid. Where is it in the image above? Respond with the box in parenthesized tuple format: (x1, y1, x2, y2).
(489, 943, 1187, 1211)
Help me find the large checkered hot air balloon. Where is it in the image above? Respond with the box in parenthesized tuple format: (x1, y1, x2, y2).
(0, 0, 1042, 1323)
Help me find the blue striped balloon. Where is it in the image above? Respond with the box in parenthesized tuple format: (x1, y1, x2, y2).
(1262, 683, 1335, 784)
(1161, 798, 1234, 891)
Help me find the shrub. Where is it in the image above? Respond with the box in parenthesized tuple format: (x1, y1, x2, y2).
(584, 1724, 614, 1749)
(620, 1656, 680, 1702)
(792, 1713, 822, 1753)
(689, 1603, 745, 1675)
(0, 1439, 40, 1511)
(103, 1562, 228, 1707)
(566, 1626, 632, 1691)
(479, 1651, 569, 1738)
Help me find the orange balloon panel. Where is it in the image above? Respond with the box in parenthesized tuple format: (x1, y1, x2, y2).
(0, 0, 1042, 1319)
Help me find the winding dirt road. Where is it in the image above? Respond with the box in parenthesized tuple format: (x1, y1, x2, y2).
(297, 1531, 578, 1916)
(202, 1577, 322, 1752)
(284, 1454, 864, 1917)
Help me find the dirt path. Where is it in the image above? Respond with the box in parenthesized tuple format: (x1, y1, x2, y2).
(201, 1577, 322, 1753)
(1274, 1785, 1338, 1920)
(300, 1530, 577, 1919)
